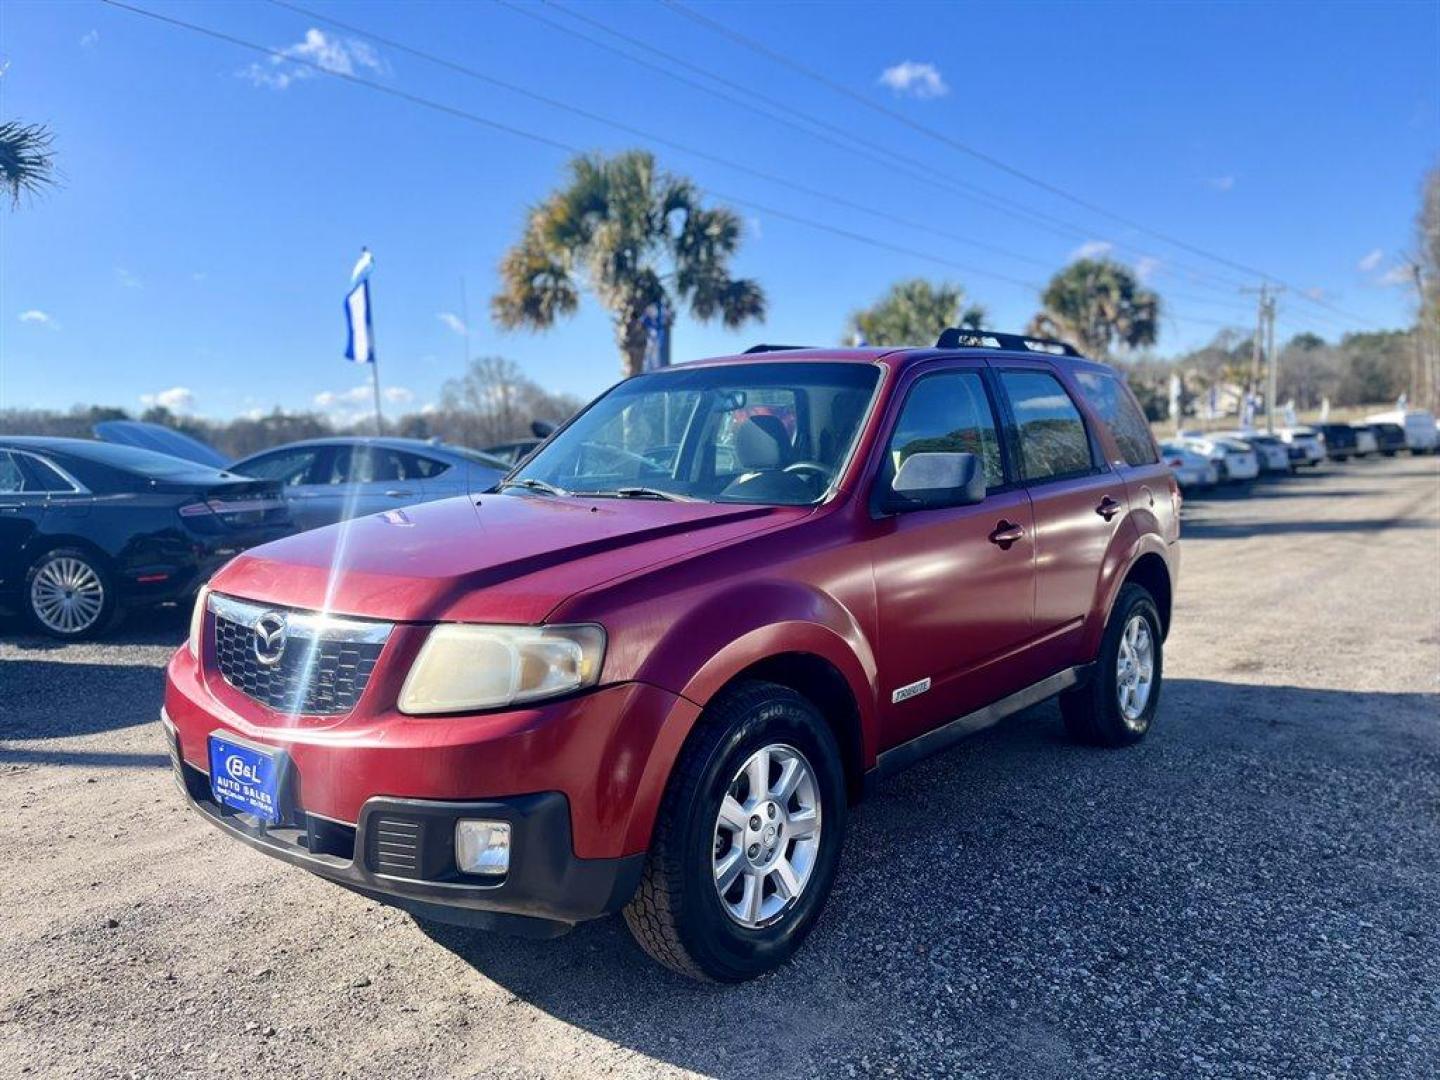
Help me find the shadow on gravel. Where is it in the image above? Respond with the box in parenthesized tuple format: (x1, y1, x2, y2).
(0, 605, 188, 650)
(0, 658, 164, 741)
(1180, 516, 1431, 540)
(416, 678, 1439, 1078)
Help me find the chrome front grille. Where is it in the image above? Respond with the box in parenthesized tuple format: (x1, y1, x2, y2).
(209, 594, 392, 716)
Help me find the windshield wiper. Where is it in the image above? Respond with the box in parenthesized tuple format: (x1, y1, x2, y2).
(589, 486, 697, 502)
(498, 477, 569, 497)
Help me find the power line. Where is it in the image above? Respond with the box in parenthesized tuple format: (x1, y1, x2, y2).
(659, 0, 1384, 330)
(94, 0, 1058, 298)
(503, 0, 1266, 308)
(262, 0, 1044, 291)
(98, 0, 1285, 346)
(271, 0, 1288, 331)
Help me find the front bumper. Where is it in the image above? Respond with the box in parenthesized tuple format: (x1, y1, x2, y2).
(161, 709, 643, 934)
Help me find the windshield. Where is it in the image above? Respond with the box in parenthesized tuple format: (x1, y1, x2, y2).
(508, 362, 880, 506)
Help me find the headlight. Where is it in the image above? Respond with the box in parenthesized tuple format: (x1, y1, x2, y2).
(187, 585, 211, 658)
(398, 624, 605, 715)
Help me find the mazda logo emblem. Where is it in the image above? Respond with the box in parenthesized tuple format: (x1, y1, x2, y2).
(252, 612, 288, 666)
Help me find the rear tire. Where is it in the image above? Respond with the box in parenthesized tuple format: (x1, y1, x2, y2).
(1061, 583, 1163, 747)
(24, 547, 117, 641)
(623, 680, 847, 982)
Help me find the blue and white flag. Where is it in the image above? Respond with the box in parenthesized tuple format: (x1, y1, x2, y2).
(351, 246, 375, 284)
(344, 279, 375, 365)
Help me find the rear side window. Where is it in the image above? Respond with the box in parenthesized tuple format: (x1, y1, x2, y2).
(397, 452, 448, 479)
(17, 454, 77, 492)
(1073, 370, 1159, 466)
(888, 371, 1005, 490)
(242, 448, 321, 486)
(998, 371, 1094, 482)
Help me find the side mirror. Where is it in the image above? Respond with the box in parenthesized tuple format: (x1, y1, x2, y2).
(531, 420, 556, 439)
(886, 452, 986, 512)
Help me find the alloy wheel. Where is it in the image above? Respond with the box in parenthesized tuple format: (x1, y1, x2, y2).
(712, 743, 822, 929)
(30, 555, 106, 635)
(1116, 613, 1154, 728)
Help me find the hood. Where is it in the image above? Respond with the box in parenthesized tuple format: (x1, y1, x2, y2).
(210, 492, 804, 623)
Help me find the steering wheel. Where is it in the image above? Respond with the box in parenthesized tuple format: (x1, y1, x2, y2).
(782, 461, 833, 484)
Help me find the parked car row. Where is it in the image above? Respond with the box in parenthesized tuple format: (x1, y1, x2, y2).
(1160, 409, 1437, 492)
(0, 433, 512, 639)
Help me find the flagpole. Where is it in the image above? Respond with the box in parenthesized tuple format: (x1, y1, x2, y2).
(370, 356, 383, 436)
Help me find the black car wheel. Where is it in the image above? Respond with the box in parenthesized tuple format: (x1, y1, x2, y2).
(25, 547, 117, 640)
(623, 679, 847, 982)
(1061, 583, 1164, 747)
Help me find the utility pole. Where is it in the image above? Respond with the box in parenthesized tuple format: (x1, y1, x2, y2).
(1407, 260, 1430, 410)
(1241, 284, 1281, 431)
(460, 275, 473, 369)
(1264, 291, 1279, 433)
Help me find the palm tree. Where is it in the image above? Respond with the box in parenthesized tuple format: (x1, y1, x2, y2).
(1027, 258, 1160, 358)
(0, 121, 58, 208)
(492, 150, 765, 377)
(847, 278, 986, 346)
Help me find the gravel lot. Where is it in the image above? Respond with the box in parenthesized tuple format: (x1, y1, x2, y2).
(2, 455, 1437, 1080)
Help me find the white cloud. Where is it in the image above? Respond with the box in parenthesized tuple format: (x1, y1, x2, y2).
(1303, 286, 1328, 302)
(80, 29, 99, 49)
(314, 383, 414, 421)
(18, 309, 56, 327)
(878, 61, 949, 100)
(1356, 248, 1384, 273)
(242, 28, 385, 91)
(1380, 264, 1413, 287)
(1070, 240, 1113, 261)
(436, 312, 468, 336)
(1133, 256, 1161, 283)
(1204, 176, 1235, 192)
(313, 385, 370, 409)
(140, 386, 196, 413)
(115, 267, 142, 289)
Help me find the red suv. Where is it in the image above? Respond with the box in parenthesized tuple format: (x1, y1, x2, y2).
(163, 331, 1178, 982)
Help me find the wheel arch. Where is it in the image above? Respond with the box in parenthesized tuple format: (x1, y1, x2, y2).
(711, 652, 868, 805)
(24, 534, 116, 583)
(1123, 551, 1173, 637)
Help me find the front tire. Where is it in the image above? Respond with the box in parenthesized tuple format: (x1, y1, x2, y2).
(623, 680, 847, 982)
(1061, 583, 1163, 747)
(24, 547, 117, 640)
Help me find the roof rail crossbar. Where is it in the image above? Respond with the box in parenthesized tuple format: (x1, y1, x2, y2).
(934, 328, 1082, 357)
(742, 344, 812, 354)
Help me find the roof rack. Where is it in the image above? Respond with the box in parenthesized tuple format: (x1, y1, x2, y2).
(934, 328, 1082, 357)
(743, 344, 812, 354)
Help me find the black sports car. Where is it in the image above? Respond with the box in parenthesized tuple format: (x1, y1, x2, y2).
(0, 437, 293, 639)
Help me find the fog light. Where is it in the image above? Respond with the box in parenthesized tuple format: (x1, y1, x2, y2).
(455, 819, 510, 876)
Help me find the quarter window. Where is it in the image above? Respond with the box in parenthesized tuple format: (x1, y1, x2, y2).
(239, 448, 319, 486)
(1072, 370, 1159, 466)
(0, 453, 23, 494)
(17, 454, 76, 492)
(999, 371, 1094, 481)
(887, 371, 1005, 490)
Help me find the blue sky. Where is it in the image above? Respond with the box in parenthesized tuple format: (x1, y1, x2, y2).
(2, 0, 1435, 422)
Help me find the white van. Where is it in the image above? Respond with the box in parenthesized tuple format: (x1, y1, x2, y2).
(1365, 409, 1438, 454)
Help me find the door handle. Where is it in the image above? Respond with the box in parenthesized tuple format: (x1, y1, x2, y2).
(988, 520, 1025, 549)
(1095, 496, 1122, 521)
(384, 489, 414, 498)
